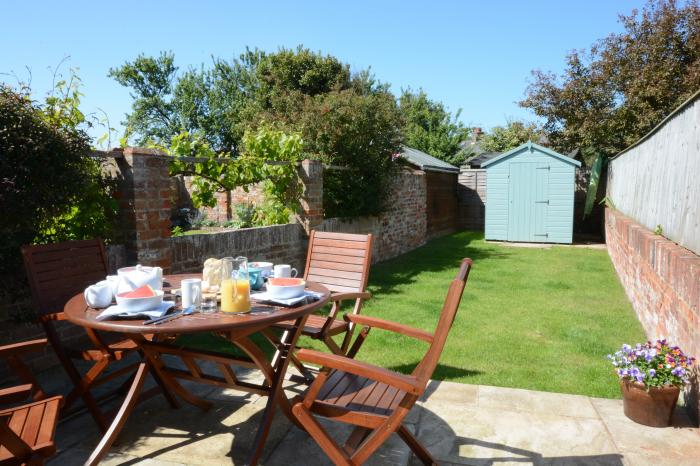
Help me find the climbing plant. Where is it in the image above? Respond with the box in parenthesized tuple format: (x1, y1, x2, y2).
(165, 126, 304, 225)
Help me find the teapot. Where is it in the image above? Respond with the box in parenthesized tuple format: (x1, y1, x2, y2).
(115, 264, 163, 295)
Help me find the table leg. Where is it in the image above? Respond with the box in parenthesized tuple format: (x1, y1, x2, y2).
(85, 361, 148, 466)
(247, 315, 308, 466)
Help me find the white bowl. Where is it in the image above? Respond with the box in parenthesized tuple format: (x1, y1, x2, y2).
(116, 289, 164, 313)
(266, 278, 306, 300)
(250, 261, 274, 277)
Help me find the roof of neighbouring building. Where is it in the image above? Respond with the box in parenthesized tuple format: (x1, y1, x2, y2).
(465, 152, 501, 168)
(400, 146, 460, 174)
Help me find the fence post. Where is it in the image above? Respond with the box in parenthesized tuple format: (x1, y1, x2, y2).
(297, 159, 324, 235)
(114, 147, 173, 272)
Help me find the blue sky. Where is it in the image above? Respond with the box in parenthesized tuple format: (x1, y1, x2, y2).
(1, 0, 647, 144)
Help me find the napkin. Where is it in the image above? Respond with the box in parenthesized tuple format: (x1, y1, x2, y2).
(251, 290, 324, 307)
(96, 300, 175, 321)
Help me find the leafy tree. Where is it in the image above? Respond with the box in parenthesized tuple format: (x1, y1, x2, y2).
(299, 89, 403, 218)
(399, 89, 471, 166)
(0, 82, 116, 283)
(479, 120, 544, 153)
(111, 47, 404, 218)
(521, 0, 700, 163)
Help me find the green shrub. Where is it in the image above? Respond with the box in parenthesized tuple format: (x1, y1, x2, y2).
(0, 85, 116, 280)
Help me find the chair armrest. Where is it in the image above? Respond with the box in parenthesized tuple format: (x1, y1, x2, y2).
(330, 291, 371, 302)
(0, 338, 48, 360)
(296, 349, 422, 395)
(344, 314, 433, 343)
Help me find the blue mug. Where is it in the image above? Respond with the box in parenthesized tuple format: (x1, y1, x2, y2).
(248, 267, 264, 291)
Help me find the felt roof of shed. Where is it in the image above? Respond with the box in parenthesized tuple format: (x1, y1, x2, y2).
(400, 146, 460, 173)
(481, 141, 581, 168)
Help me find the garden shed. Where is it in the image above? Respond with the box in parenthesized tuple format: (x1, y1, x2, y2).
(400, 146, 460, 238)
(483, 141, 581, 243)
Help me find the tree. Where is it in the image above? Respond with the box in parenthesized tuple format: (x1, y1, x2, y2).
(521, 0, 700, 163)
(398, 89, 471, 166)
(109, 50, 261, 154)
(479, 120, 544, 153)
(111, 46, 404, 218)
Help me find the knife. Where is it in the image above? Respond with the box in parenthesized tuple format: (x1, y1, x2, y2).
(144, 306, 195, 325)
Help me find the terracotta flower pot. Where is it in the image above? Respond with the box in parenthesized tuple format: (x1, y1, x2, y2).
(620, 379, 680, 427)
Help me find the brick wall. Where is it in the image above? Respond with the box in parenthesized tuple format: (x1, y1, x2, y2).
(177, 178, 266, 223)
(170, 223, 307, 274)
(321, 168, 428, 262)
(606, 208, 700, 420)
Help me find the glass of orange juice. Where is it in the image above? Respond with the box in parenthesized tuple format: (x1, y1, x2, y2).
(221, 256, 251, 313)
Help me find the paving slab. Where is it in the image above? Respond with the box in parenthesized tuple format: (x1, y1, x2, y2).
(45, 379, 700, 466)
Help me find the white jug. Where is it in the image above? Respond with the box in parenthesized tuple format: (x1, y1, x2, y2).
(84, 281, 114, 308)
(116, 264, 163, 295)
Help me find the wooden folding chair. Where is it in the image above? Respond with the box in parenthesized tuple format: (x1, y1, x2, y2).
(0, 338, 63, 466)
(21, 239, 142, 432)
(291, 258, 472, 465)
(268, 231, 373, 381)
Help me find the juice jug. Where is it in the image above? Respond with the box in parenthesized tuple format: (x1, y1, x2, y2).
(221, 256, 251, 313)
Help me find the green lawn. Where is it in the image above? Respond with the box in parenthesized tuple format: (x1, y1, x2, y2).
(301, 231, 644, 399)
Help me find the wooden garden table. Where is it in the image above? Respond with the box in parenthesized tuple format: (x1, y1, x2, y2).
(64, 274, 330, 466)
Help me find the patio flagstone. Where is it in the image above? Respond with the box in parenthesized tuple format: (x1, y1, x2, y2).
(45, 370, 700, 466)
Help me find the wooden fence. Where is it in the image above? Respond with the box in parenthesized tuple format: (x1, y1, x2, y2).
(607, 91, 700, 255)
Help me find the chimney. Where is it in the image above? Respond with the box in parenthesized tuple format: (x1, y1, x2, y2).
(471, 127, 482, 144)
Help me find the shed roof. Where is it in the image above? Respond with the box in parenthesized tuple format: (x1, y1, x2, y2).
(400, 146, 460, 173)
(481, 141, 581, 168)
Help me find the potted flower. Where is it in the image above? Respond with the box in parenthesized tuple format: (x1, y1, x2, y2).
(607, 339, 695, 427)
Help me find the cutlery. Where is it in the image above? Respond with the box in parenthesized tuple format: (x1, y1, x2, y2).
(144, 306, 195, 325)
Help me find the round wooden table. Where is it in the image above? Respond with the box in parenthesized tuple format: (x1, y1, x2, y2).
(64, 274, 330, 466)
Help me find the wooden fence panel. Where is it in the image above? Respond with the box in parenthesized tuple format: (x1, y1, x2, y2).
(607, 93, 700, 255)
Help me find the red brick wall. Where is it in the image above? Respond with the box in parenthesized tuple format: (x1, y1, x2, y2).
(605, 208, 700, 419)
(321, 168, 428, 262)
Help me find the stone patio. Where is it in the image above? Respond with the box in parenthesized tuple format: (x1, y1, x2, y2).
(37, 359, 700, 466)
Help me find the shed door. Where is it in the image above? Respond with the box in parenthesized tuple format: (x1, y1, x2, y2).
(507, 162, 549, 242)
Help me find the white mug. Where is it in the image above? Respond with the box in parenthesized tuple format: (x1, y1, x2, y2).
(181, 278, 202, 309)
(273, 264, 298, 278)
(84, 281, 114, 308)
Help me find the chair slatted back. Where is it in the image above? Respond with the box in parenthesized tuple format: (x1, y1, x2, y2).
(21, 239, 109, 316)
(304, 231, 373, 294)
(413, 258, 472, 385)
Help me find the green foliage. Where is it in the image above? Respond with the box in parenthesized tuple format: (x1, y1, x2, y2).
(583, 154, 604, 219)
(171, 226, 185, 237)
(654, 224, 664, 236)
(234, 203, 256, 228)
(521, 0, 700, 163)
(399, 89, 471, 166)
(479, 120, 544, 153)
(165, 126, 304, 224)
(299, 89, 403, 218)
(0, 83, 117, 279)
(111, 47, 404, 218)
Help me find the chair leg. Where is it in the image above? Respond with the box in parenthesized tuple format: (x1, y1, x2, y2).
(292, 404, 353, 466)
(343, 426, 371, 455)
(43, 323, 109, 431)
(397, 424, 437, 466)
(64, 358, 111, 432)
(323, 336, 344, 356)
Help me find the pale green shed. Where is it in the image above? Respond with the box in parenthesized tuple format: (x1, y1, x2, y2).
(483, 141, 581, 244)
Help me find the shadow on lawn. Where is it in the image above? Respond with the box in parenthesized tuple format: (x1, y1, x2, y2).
(369, 231, 511, 296)
(390, 363, 482, 383)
